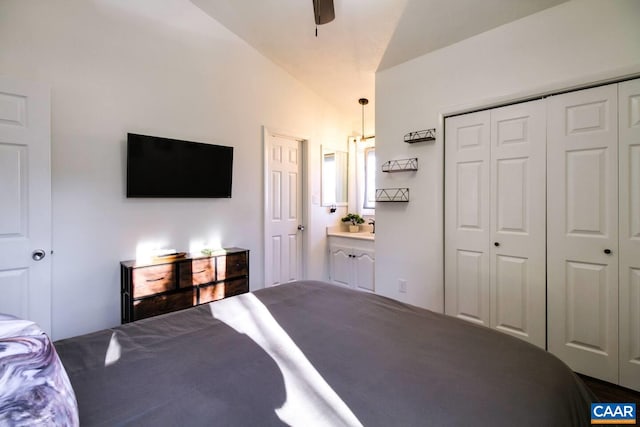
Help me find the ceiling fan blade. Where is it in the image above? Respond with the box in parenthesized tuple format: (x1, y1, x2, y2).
(313, 0, 335, 25)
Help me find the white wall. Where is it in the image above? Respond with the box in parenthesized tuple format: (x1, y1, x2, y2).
(0, 0, 350, 339)
(375, 0, 640, 311)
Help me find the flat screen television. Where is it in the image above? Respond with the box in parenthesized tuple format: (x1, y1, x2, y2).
(126, 133, 233, 198)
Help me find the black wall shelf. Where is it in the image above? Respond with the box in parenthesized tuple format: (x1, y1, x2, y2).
(382, 158, 418, 173)
(404, 129, 435, 144)
(375, 188, 410, 202)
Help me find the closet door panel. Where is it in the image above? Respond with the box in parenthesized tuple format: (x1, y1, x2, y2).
(566, 149, 608, 234)
(454, 250, 485, 323)
(547, 83, 619, 383)
(445, 111, 490, 326)
(565, 260, 612, 352)
(619, 78, 640, 391)
(494, 254, 528, 336)
(490, 100, 546, 348)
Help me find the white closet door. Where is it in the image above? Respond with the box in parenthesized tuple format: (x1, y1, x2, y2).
(445, 110, 491, 326)
(619, 78, 640, 391)
(489, 100, 546, 348)
(547, 84, 619, 383)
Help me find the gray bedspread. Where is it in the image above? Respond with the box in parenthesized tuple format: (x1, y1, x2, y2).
(55, 280, 594, 426)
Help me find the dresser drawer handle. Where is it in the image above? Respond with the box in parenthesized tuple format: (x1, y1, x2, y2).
(194, 269, 206, 274)
(146, 277, 166, 282)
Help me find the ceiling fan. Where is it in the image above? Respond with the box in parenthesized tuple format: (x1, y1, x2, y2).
(313, 0, 335, 36)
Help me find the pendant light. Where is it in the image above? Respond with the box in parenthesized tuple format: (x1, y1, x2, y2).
(359, 98, 374, 141)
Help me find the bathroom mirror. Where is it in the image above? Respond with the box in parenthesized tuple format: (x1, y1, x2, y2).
(321, 147, 348, 206)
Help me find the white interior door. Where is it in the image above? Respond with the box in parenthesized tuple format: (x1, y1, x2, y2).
(0, 76, 51, 333)
(547, 83, 619, 383)
(489, 100, 546, 348)
(445, 110, 491, 326)
(618, 78, 640, 391)
(264, 130, 304, 286)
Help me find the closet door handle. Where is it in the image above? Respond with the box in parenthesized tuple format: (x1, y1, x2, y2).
(494, 242, 500, 247)
(32, 249, 46, 261)
(604, 249, 612, 255)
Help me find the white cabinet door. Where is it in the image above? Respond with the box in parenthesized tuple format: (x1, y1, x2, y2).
(0, 77, 51, 334)
(445, 110, 491, 326)
(618, 78, 640, 391)
(329, 245, 352, 288)
(353, 248, 375, 292)
(547, 83, 619, 383)
(489, 100, 546, 349)
(328, 243, 375, 292)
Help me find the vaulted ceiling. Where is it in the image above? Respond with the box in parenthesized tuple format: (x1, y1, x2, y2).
(192, 0, 567, 133)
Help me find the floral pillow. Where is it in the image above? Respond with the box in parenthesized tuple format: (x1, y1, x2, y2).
(0, 314, 79, 426)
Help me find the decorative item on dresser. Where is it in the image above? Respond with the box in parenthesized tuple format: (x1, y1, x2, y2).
(120, 248, 249, 323)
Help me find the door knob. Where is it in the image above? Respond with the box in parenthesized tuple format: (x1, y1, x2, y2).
(32, 249, 46, 261)
(297, 225, 305, 231)
(494, 242, 500, 247)
(604, 249, 612, 255)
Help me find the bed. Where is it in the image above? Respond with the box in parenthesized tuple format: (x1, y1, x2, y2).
(4, 281, 595, 426)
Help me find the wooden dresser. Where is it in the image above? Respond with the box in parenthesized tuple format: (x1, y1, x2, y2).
(120, 248, 249, 323)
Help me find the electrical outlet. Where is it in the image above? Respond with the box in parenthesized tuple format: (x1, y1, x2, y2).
(398, 279, 407, 293)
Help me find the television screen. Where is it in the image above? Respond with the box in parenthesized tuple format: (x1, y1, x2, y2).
(126, 133, 233, 198)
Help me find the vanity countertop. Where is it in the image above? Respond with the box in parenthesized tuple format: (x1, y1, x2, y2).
(327, 226, 375, 241)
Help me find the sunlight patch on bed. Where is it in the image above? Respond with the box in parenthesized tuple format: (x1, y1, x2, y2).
(208, 293, 363, 427)
(104, 332, 121, 367)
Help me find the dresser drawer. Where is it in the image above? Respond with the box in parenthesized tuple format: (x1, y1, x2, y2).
(132, 290, 195, 321)
(224, 278, 249, 297)
(217, 252, 248, 280)
(199, 278, 248, 304)
(179, 258, 215, 287)
(132, 264, 176, 298)
(198, 282, 224, 304)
